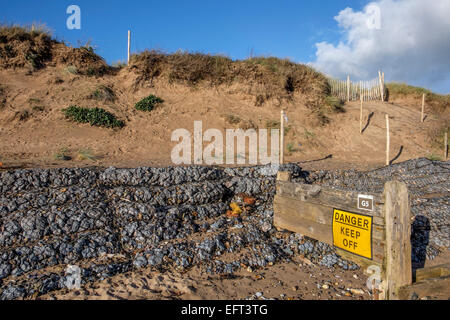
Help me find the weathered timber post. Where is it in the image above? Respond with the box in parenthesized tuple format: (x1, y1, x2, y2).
(360, 94, 363, 134)
(445, 131, 448, 161)
(127, 30, 131, 66)
(383, 180, 412, 300)
(421, 93, 425, 123)
(347, 75, 350, 102)
(280, 110, 285, 165)
(276, 171, 291, 182)
(379, 70, 384, 101)
(386, 114, 390, 166)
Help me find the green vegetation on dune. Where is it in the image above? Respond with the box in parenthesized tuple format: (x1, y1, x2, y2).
(62, 105, 124, 128)
(135, 94, 164, 112)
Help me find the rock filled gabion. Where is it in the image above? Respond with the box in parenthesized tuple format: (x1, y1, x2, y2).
(0, 159, 448, 299)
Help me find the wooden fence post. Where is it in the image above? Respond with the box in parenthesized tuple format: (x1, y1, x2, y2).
(386, 114, 390, 166)
(347, 75, 350, 102)
(127, 30, 131, 66)
(360, 95, 363, 134)
(379, 70, 384, 101)
(445, 131, 448, 160)
(421, 93, 425, 122)
(276, 171, 291, 182)
(280, 110, 285, 165)
(384, 181, 412, 300)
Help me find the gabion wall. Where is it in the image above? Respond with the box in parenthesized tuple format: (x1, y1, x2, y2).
(0, 158, 448, 299)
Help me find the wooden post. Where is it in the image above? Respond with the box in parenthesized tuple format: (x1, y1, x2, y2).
(347, 75, 350, 102)
(360, 94, 363, 134)
(280, 110, 285, 165)
(386, 114, 390, 166)
(127, 30, 131, 66)
(382, 72, 385, 100)
(359, 81, 362, 101)
(445, 131, 448, 160)
(379, 71, 384, 101)
(421, 93, 425, 122)
(276, 171, 291, 182)
(384, 180, 412, 300)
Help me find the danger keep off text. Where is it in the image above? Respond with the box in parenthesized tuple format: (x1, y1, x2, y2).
(332, 209, 373, 259)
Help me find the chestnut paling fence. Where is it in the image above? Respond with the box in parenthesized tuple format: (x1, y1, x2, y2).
(327, 72, 386, 102)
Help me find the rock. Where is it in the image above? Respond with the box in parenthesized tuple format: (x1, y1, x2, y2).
(261, 222, 272, 232)
(410, 292, 419, 300)
(349, 288, 365, 295)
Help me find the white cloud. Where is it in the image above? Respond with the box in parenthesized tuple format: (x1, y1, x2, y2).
(311, 0, 450, 93)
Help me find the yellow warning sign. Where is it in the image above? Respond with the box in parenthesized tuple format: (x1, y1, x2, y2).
(332, 209, 373, 259)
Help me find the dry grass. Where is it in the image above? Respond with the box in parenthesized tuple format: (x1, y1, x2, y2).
(129, 50, 332, 116)
(1, 24, 339, 122)
(77, 148, 98, 161)
(52, 43, 110, 76)
(0, 84, 6, 109)
(386, 83, 449, 148)
(223, 114, 242, 125)
(386, 82, 449, 114)
(428, 115, 450, 151)
(0, 24, 109, 75)
(89, 85, 116, 102)
(0, 24, 52, 70)
(222, 114, 257, 130)
(54, 147, 71, 161)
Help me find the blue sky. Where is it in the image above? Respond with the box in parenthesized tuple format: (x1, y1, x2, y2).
(0, 0, 365, 63)
(1, 0, 449, 93)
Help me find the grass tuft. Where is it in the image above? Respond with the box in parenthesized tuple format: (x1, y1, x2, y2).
(224, 114, 242, 125)
(54, 147, 71, 161)
(90, 85, 116, 102)
(77, 148, 98, 161)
